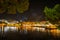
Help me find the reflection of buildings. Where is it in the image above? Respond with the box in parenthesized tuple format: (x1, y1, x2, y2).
(0, 20, 57, 32)
(4, 27, 18, 32)
(0, 19, 59, 36)
(0, 19, 60, 37)
(0, 19, 20, 32)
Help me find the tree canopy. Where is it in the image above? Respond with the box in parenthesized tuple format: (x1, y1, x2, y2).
(44, 4, 60, 21)
(0, 0, 29, 14)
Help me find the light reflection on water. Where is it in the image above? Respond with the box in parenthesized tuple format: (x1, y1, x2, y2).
(4, 27, 18, 32)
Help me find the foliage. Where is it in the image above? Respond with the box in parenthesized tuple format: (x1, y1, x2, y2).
(44, 4, 60, 21)
(0, 0, 29, 14)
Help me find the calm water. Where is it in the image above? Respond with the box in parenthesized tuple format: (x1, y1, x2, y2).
(0, 31, 60, 40)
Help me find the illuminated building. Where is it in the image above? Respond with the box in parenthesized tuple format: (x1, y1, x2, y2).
(0, 19, 59, 36)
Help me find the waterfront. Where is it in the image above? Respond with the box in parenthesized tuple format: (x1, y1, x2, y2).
(0, 20, 60, 40)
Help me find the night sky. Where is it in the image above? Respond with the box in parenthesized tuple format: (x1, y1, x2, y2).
(0, 0, 60, 21)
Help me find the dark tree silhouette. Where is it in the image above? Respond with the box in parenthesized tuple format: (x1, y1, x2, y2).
(0, 0, 29, 14)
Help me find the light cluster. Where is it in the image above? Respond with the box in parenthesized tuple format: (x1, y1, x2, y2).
(0, 19, 58, 35)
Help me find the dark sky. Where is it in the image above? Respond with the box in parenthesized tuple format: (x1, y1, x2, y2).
(0, 0, 60, 21)
(30, 0, 60, 9)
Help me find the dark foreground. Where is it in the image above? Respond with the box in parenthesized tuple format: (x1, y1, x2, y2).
(0, 31, 60, 40)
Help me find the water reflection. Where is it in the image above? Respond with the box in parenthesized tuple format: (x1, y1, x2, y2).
(4, 27, 18, 32)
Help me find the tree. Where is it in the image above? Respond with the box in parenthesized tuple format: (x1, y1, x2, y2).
(44, 4, 60, 21)
(0, 0, 29, 14)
